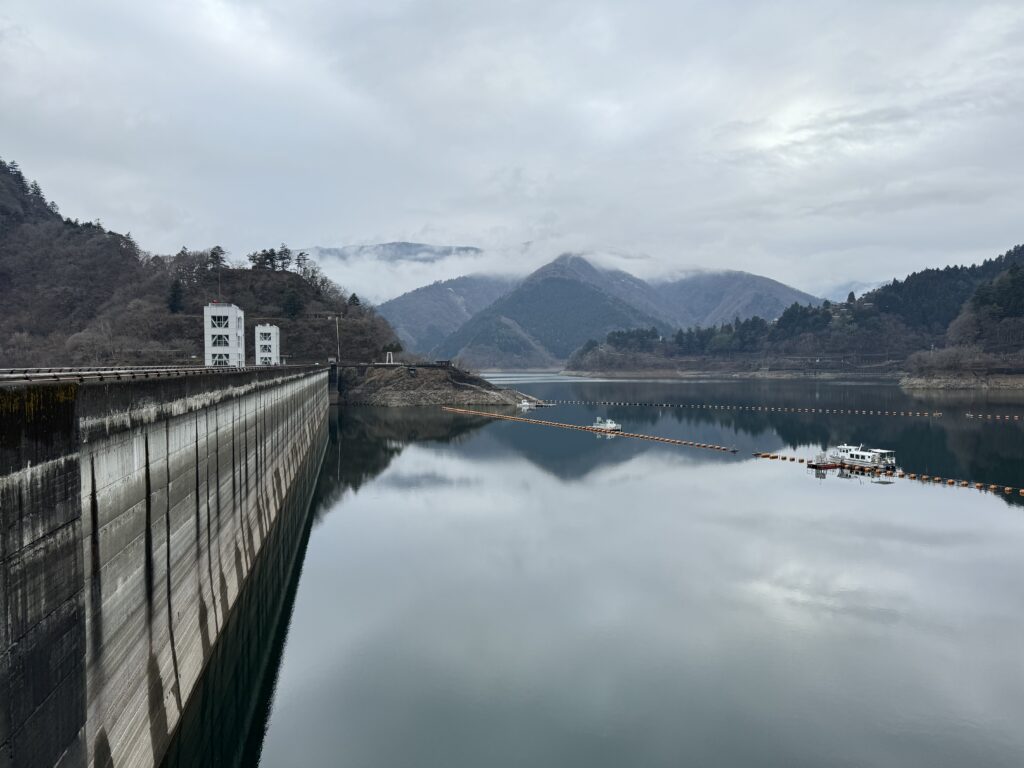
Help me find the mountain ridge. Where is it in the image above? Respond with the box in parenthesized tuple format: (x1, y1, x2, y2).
(377, 274, 518, 354)
(653, 270, 819, 328)
(432, 264, 670, 368)
(381, 253, 822, 368)
(428, 256, 819, 370)
(566, 243, 1024, 376)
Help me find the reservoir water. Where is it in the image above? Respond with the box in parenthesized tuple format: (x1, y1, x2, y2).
(167, 378, 1024, 767)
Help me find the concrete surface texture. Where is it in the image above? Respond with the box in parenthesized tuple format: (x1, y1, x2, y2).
(0, 368, 328, 768)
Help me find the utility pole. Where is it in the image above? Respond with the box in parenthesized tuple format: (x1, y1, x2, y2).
(335, 316, 341, 362)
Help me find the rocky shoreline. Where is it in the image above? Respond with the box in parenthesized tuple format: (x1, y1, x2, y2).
(899, 373, 1024, 390)
(338, 364, 535, 406)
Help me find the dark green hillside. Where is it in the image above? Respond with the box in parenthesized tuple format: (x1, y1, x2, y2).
(945, 262, 1024, 353)
(568, 243, 1024, 374)
(435, 312, 557, 369)
(423, 253, 827, 368)
(434, 265, 668, 367)
(654, 271, 820, 328)
(0, 157, 397, 366)
(377, 274, 517, 354)
(534, 254, 675, 327)
(492, 275, 667, 358)
(870, 244, 1024, 333)
(0, 160, 143, 333)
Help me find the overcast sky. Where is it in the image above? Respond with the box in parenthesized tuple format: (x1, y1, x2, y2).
(2, 0, 1022, 301)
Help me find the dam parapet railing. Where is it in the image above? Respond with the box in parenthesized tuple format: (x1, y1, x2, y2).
(0, 366, 329, 768)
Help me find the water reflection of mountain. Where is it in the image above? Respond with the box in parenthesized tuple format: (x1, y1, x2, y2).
(499, 380, 1024, 501)
(444, 409, 777, 481)
(319, 389, 1021, 502)
(324, 380, 1023, 493)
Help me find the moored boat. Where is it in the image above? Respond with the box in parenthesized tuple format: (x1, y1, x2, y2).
(828, 444, 897, 470)
(592, 417, 622, 432)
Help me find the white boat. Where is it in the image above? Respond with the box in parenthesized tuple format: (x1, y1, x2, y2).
(518, 399, 534, 411)
(829, 444, 897, 469)
(592, 417, 622, 432)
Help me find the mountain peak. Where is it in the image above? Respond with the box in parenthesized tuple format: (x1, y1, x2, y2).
(379, 251, 825, 368)
(525, 253, 602, 284)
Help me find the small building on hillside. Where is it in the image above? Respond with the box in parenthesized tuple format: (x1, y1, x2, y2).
(255, 324, 281, 365)
(203, 303, 245, 367)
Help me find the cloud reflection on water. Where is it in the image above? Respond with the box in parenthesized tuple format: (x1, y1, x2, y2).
(260, 406, 1024, 767)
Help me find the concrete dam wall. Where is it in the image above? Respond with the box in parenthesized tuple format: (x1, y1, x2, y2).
(0, 367, 328, 768)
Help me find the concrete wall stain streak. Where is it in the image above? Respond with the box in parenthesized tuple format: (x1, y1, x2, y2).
(0, 368, 328, 768)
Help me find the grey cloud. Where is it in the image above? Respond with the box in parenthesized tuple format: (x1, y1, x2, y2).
(2, 0, 1022, 300)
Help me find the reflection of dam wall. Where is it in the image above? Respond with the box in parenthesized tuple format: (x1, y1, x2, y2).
(0, 369, 328, 768)
(160, 402, 333, 768)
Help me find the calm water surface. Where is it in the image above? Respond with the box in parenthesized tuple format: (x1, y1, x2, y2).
(195, 378, 1024, 767)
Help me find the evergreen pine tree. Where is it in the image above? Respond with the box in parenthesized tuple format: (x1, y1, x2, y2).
(282, 290, 304, 318)
(167, 279, 185, 313)
(277, 243, 293, 271)
(209, 245, 226, 269)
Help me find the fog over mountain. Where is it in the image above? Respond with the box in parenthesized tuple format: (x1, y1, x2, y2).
(2, 1, 1021, 297)
(385, 253, 820, 367)
(309, 240, 824, 306)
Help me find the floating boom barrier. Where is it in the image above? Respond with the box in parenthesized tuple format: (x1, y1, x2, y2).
(440, 406, 739, 454)
(752, 452, 1024, 497)
(439, 406, 1022, 497)
(542, 400, 945, 418)
(540, 401, 1024, 424)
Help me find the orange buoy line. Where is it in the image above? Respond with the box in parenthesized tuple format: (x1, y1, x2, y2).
(751, 452, 1024, 497)
(544, 400, 944, 418)
(440, 406, 739, 454)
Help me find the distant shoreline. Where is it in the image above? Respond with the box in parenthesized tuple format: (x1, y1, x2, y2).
(560, 368, 899, 384)
(476, 367, 1024, 390)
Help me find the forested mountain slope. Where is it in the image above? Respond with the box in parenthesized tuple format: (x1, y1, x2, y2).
(432, 255, 669, 368)
(654, 271, 820, 328)
(419, 254, 821, 368)
(0, 157, 397, 366)
(377, 275, 517, 354)
(567, 244, 1024, 373)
